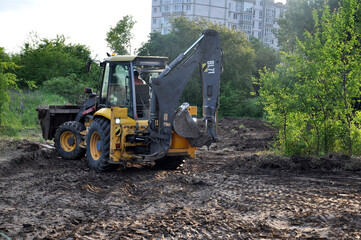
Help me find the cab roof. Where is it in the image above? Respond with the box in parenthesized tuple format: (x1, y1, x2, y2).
(104, 55, 168, 67)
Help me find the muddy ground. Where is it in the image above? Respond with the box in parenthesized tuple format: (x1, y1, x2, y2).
(1, 118, 361, 239)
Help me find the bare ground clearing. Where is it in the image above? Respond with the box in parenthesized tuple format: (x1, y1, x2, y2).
(0, 118, 361, 239)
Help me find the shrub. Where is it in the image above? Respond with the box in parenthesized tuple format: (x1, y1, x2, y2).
(41, 74, 86, 103)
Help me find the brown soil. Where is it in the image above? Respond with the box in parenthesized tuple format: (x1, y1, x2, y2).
(1, 118, 361, 239)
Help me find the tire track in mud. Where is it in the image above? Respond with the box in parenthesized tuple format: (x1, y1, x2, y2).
(1, 119, 361, 239)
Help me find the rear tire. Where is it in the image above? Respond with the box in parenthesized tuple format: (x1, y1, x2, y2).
(154, 156, 184, 170)
(54, 121, 85, 160)
(86, 118, 114, 171)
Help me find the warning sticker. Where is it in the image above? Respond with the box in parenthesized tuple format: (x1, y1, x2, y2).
(202, 61, 215, 74)
(115, 126, 121, 136)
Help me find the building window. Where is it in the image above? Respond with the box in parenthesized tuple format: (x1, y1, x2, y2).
(160, 0, 171, 3)
(242, 14, 252, 21)
(280, 9, 286, 17)
(186, 0, 192, 2)
(242, 24, 252, 30)
(265, 17, 274, 24)
(153, 7, 157, 13)
(162, 28, 171, 34)
(258, 21, 263, 29)
(233, 13, 238, 19)
(186, 4, 191, 11)
(258, 31, 262, 38)
(264, 27, 273, 37)
(174, 4, 182, 11)
(242, 2, 253, 13)
(266, 8, 275, 17)
(259, 10, 263, 19)
(153, 18, 157, 24)
(163, 16, 169, 23)
(174, 0, 182, 3)
(163, 5, 170, 12)
(242, 24, 252, 35)
(264, 38, 274, 45)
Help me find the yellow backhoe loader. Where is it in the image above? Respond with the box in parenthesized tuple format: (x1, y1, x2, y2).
(36, 29, 222, 171)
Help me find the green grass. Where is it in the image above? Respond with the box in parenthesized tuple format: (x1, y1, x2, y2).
(0, 90, 69, 139)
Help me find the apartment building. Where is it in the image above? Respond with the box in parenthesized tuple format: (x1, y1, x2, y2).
(151, 0, 288, 49)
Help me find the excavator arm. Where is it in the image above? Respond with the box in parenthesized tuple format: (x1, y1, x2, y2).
(148, 29, 222, 159)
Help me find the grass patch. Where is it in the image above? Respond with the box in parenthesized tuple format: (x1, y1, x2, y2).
(0, 90, 69, 139)
(20, 90, 69, 128)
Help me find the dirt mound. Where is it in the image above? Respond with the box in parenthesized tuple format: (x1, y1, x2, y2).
(211, 117, 277, 151)
(219, 153, 361, 174)
(0, 140, 54, 176)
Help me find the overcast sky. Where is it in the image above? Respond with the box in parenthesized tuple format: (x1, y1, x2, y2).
(0, 0, 286, 59)
(0, 0, 152, 58)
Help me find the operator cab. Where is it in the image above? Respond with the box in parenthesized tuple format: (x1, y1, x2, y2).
(99, 56, 168, 120)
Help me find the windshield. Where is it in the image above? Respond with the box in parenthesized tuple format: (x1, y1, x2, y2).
(100, 62, 133, 115)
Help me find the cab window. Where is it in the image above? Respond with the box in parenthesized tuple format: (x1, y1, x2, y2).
(100, 62, 133, 117)
(100, 63, 110, 104)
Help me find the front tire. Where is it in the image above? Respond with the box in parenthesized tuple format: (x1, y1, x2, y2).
(86, 118, 113, 171)
(54, 121, 85, 160)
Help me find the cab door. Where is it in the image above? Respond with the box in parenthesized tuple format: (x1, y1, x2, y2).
(99, 61, 135, 119)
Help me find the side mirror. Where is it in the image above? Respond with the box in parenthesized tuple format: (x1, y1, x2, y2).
(84, 88, 93, 94)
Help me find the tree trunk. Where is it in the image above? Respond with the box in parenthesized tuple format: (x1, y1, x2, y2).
(324, 115, 328, 154)
(0, 103, 2, 126)
(347, 117, 352, 156)
(283, 111, 287, 142)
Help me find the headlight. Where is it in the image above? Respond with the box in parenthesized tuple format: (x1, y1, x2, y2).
(192, 117, 197, 123)
(115, 118, 121, 124)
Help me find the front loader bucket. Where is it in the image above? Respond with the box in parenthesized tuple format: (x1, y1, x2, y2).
(173, 103, 214, 147)
(36, 105, 80, 140)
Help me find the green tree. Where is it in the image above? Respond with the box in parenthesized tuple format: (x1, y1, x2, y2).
(106, 15, 136, 55)
(138, 31, 179, 59)
(277, 0, 340, 52)
(250, 37, 279, 78)
(0, 48, 19, 126)
(259, 0, 361, 156)
(13, 33, 97, 93)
